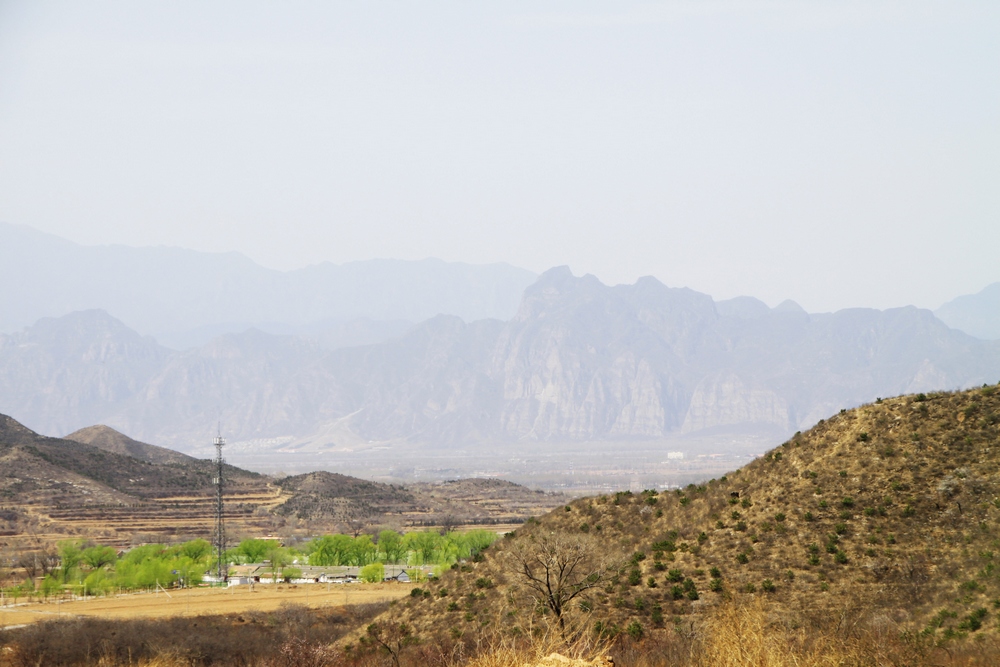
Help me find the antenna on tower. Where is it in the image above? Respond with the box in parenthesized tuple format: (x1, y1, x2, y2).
(213, 430, 227, 582)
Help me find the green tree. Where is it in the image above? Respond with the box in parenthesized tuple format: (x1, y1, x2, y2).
(122, 543, 167, 565)
(84, 569, 113, 596)
(310, 534, 354, 566)
(172, 556, 205, 588)
(379, 530, 407, 563)
(238, 539, 276, 564)
(266, 546, 290, 583)
(40, 574, 63, 599)
(404, 531, 440, 565)
(350, 535, 378, 566)
(135, 558, 174, 589)
(82, 545, 117, 570)
(13, 577, 35, 604)
(58, 540, 85, 581)
(180, 539, 213, 561)
(463, 530, 498, 557)
(437, 534, 462, 564)
(360, 562, 385, 583)
(114, 559, 138, 590)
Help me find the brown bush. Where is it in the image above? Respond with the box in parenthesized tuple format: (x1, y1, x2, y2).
(0, 603, 386, 667)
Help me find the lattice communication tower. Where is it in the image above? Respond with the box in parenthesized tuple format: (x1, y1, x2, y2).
(213, 433, 227, 581)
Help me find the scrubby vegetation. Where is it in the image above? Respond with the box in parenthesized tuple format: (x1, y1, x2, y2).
(0, 603, 387, 667)
(4, 595, 1000, 666)
(371, 385, 1000, 660)
(6, 385, 1000, 666)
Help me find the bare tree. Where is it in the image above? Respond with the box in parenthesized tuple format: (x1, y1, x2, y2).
(348, 519, 366, 538)
(438, 514, 460, 536)
(503, 533, 621, 635)
(18, 550, 58, 579)
(364, 621, 414, 667)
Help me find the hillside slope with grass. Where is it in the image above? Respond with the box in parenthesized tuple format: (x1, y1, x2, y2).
(386, 384, 1000, 645)
(0, 414, 264, 500)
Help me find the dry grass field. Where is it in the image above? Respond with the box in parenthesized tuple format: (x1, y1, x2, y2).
(0, 582, 412, 627)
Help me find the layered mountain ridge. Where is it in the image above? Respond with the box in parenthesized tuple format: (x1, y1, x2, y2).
(0, 221, 536, 348)
(1, 267, 997, 455)
(936, 281, 1000, 341)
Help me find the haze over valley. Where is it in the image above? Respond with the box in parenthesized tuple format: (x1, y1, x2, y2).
(2, 224, 997, 491)
(4, 4, 1000, 664)
(2, 2, 997, 496)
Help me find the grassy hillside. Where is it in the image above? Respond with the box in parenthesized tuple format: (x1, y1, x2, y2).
(385, 385, 1000, 646)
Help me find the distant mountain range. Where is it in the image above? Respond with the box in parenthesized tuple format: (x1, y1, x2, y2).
(0, 222, 536, 349)
(1, 266, 997, 459)
(935, 282, 1000, 341)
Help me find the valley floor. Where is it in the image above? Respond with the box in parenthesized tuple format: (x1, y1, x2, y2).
(0, 582, 410, 627)
(220, 434, 771, 494)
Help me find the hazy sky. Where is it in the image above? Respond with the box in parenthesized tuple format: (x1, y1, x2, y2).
(0, 1, 997, 312)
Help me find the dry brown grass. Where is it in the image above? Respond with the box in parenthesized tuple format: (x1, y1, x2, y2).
(0, 583, 411, 627)
(0, 602, 386, 667)
(695, 597, 814, 667)
(692, 595, 891, 667)
(6, 595, 1000, 666)
(686, 593, 1000, 667)
(457, 595, 1000, 667)
(385, 386, 1000, 647)
(9, 388, 1000, 666)
(458, 619, 616, 667)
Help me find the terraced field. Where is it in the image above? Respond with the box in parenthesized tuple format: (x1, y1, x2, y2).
(28, 488, 288, 546)
(1, 419, 570, 555)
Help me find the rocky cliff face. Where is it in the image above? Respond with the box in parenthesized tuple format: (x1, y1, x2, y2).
(491, 269, 708, 440)
(481, 268, 999, 442)
(680, 373, 789, 434)
(1, 268, 998, 451)
(0, 310, 171, 437)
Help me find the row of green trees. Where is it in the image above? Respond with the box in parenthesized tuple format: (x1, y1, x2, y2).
(300, 529, 497, 567)
(1, 529, 497, 602)
(1, 539, 216, 603)
(226, 529, 496, 570)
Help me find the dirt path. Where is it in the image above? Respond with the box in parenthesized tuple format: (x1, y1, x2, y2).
(0, 583, 412, 627)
